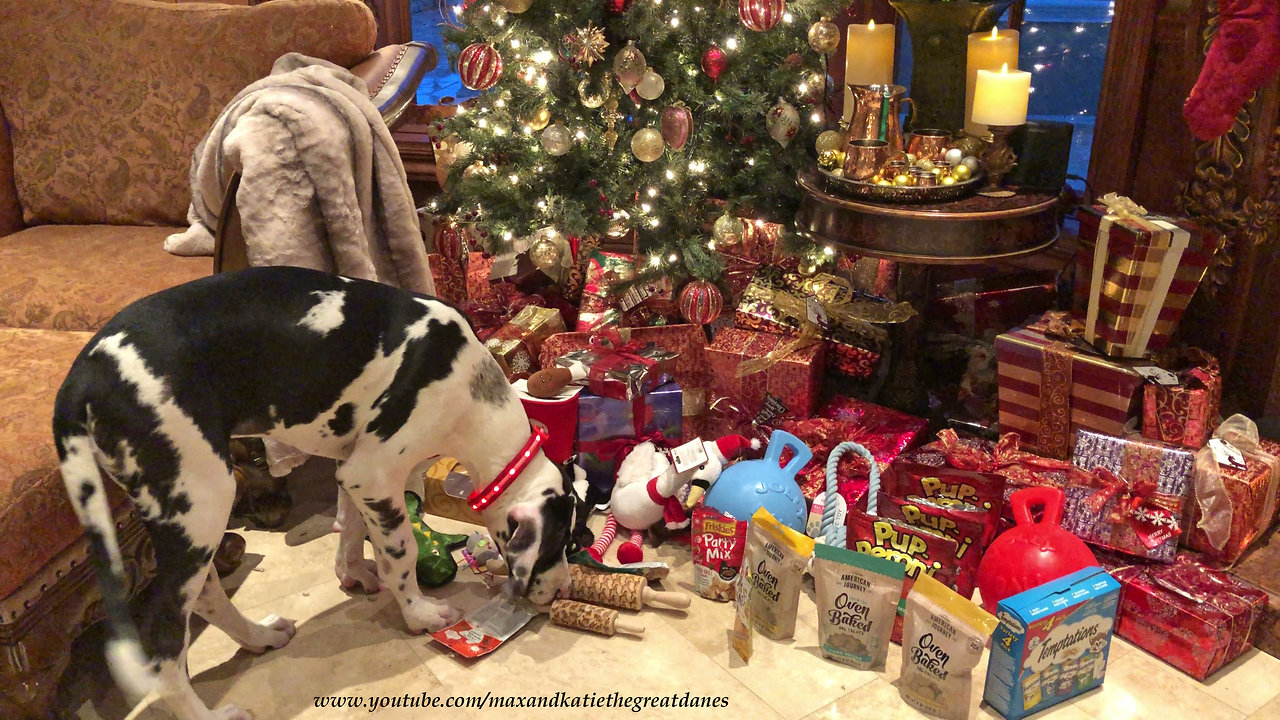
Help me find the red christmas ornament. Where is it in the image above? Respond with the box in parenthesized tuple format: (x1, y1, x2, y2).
(660, 103, 692, 150)
(701, 46, 727, 83)
(678, 279, 724, 325)
(738, 0, 785, 32)
(459, 43, 504, 91)
(434, 221, 468, 261)
(606, 0, 632, 12)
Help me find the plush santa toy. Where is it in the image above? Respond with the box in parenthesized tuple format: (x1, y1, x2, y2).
(589, 435, 760, 564)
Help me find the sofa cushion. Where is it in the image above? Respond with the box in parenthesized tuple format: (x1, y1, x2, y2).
(0, 225, 212, 331)
(0, 328, 135, 600)
(0, 0, 377, 227)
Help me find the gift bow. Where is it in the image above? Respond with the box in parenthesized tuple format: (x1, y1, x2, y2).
(1080, 466, 1182, 549)
(1099, 192, 1148, 220)
(584, 329, 664, 400)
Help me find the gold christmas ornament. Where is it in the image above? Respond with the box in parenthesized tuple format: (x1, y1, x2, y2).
(941, 175, 957, 186)
(952, 163, 972, 181)
(807, 17, 840, 55)
(524, 107, 551, 131)
(602, 94, 622, 151)
(893, 173, 911, 186)
(529, 228, 571, 281)
(500, 0, 533, 11)
(578, 78, 605, 109)
(817, 149, 844, 170)
(630, 127, 664, 162)
(712, 214, 745, 245)
(636, 69, 665, 100)
(564, 22, 608, 66)
(541, 123, 572, 156)
(815, 129, 845, 155)
(613, 41, 646, 93)
(955, 135, 986, 158)
(462, 160, 494, 179)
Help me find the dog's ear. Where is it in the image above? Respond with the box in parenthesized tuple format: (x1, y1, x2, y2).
(501, 503, 541, 598)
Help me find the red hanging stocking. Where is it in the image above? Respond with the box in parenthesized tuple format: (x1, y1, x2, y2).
(1184, 0, 1280, 140)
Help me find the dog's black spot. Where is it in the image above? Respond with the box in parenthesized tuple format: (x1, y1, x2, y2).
(398, 448, 406, 455)
(366, 319, 467, 441)
(328, 403, 355, 436)
(398, 583, 406, 592)
(78, 481, 96, 506)
(541, 488, 555, 498)
(385, 544, 407, 560)
(153, 662, 162, 673)
(363, 498, 405, 532)
(469, 357, 511, 407)
(400, 570, 410, 580)
(348, 483, 361, 490)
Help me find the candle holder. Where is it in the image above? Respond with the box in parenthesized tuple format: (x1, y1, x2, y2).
(981, 124, 1019, 189)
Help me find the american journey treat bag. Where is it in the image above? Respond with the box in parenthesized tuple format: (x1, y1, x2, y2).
(813, 543, 905, 669)
(899, 572, 998, 720)
(741, 507, 814, 641)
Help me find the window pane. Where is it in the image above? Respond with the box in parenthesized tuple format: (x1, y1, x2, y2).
(411, 0, 478, 105)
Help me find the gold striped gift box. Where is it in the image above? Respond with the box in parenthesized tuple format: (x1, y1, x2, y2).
(996, 325, 1144, 459)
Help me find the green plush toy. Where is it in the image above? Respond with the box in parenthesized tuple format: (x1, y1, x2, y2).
(405, 491, 469, 588)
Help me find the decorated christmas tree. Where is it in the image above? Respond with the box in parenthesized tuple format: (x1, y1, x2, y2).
(429, 0, 844, 311)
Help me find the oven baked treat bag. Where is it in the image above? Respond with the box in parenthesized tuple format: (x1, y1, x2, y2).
(813, 543, 905, 669)
(899, 572, 998, 720)
(741, 507, 815, 641)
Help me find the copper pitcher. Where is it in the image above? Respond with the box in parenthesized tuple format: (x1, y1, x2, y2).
(846, 83, 915, 155)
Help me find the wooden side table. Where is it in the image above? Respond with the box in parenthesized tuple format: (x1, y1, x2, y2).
(793, 168, 1066, 412)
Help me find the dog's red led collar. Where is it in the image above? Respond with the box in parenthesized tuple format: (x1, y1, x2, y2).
(468, 424, 550, 512)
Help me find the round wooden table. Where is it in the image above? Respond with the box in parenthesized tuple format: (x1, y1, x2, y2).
(793, 168, 1066, 412)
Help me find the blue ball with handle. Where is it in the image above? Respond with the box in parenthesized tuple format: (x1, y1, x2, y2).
(702, 429, 811, 532)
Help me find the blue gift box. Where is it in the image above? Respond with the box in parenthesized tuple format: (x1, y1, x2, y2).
(576, 382, 683, 499)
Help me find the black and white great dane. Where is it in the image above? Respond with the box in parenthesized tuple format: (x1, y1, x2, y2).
(53, 266, 577, 720)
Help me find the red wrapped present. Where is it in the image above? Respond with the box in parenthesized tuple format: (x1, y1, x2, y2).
(1074, 194, 1222, 357)
(1141, 348, 1222, 449)
(734, 266, 914, 379)
(1113, 552, 1268, 680)
(576, 250, 677, 331)
(483, 305, 566, 380)
(427, 252, 467, 304)
(466, 251, 499, 304)
(1066, 429, 1196, 562)
(1185, 415, 1280, 565)
(705, 327, 824, 423)
(928, 272, 1058, 342)
(548, 330, 676, 402)
(996, 321, 1145, 459)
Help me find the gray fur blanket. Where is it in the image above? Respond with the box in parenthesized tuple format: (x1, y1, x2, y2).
(165, 53, 434, 296)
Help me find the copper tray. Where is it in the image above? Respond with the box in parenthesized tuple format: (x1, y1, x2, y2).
(818, 165, 984, 203)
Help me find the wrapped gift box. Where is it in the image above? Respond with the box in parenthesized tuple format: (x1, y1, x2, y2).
(552, 340, 676, 402)
(1185, 416, 1280, 565)
(996, 324, 1145, 459)
(1066, 429, 1196, 562)
(576, 250, 677, 331)
(929, 273, 1059, 342)
(705, 327, 824, 423)
(1111, 554, 1268, 680)
(427, 252, 467, 304)
(576, 382, 683, 498)
(483, 305, 566, 380)
(1141, 349, 1222, 449)
(1075, 199, 1222, 357)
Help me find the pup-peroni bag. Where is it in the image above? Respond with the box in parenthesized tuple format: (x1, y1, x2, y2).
(899, 572, 998, 720)
(741, 507, 814, 640)
(813, 543, 905, 670)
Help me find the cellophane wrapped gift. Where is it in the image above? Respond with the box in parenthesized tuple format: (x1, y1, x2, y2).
(576, 382, 683, 499)
(576, 250, 678, 331)
(1074, 195, 1222, 357)
(550, 338, 675, 402)
(776, 396, 927, 509)
(734, 266, 914, 379)
(1185, 415, 1280, 565)
(704, 327, 824, 423)
(1141, 348, 1222, 449)
(928, 272, 1059, 342)
(1110, 553, 1268, 680)
(540, 325, 708, 439)
(426, 253, 467, 304)
(1066, 429, 1196, 562)
(996, 315, 1145, 459)
(483, 305, 566, 380)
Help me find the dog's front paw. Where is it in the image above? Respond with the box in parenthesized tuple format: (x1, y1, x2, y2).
(239, 615, 297, 655)
(337, 559, 381, 594)
(212, 703, 254, 720)
(404, 601, 463, 635)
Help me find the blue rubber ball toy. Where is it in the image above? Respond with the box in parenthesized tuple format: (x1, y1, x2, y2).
(702, 429, 811, 532)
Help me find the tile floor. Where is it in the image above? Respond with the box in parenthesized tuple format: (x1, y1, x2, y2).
(60, 465, 1280, 720)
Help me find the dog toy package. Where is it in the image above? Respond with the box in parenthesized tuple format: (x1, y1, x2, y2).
(984, 566, 1121, 719)
(430, 595, 539, 659)
(813, 543, 905, 670)
(741, 507, 815, 640)
(692, 505, 750, 601)
(899, 572, 998, 720)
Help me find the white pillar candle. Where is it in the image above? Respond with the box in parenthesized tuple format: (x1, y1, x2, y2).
(972, 63, 1031, 127)
(842, 20, 896, 123)
(965, 28, 1020, 136)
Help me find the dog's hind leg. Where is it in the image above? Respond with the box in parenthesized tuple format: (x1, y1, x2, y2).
(336, 454, 462, 633)
(193, 567, 297, 654)
(334, 486, 381, 593)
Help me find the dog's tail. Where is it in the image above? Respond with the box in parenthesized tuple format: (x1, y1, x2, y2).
(53, 397, 157, 701)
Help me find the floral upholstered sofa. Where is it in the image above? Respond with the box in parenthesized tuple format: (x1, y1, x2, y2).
(0, 1, 433, 715)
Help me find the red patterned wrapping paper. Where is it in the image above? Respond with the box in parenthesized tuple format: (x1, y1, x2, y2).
(466, 251, 499, 304)
(996, 324, 1145, 459)
(1075, 203, 1222, 356)
(1141, 350, 1221, 449)
(1112, 553, 1268, 680)
(576, 250, 678, 331)
(704, 327, 824, 422)
(427, 253, 467, 304)
(1185, 416, 1280, 565)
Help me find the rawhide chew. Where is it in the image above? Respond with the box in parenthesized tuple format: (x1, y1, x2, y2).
(569, 565, 691, 610)
(550, 599, 645, 636)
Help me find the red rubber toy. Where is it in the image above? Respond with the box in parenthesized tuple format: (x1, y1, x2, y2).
(977, 486, 1097, 612)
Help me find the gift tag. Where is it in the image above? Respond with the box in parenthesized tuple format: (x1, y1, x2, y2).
(618, 282, 658, 312)
(805, 295, 829, 328)
(754, 394, 788, 426)
(488, 252, 519, 279)
(1209, 437, 1248, 470)
(1133, 365, 1180, 386)
(671, 438, 710, 474)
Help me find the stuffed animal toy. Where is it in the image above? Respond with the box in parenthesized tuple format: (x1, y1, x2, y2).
(588, 435, 758, 563)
